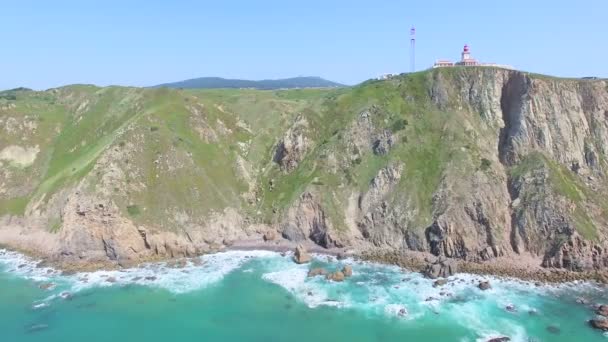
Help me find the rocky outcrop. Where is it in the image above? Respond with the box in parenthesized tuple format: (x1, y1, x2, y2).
(293, 244, 311, 264)
(357, 163, 406, 248)
(478, 281, 492, 290)
(597, 305, 608, 317)
(423, 257, 458, 279)
(590, 318, 608, 331)
(274, 115, 309, 172)
(282, 192, 341, 248)
(372, 130, 394, 156)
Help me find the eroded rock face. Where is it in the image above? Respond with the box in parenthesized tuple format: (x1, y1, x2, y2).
(372, 130, 394, 156)
(357, 163, 406, 248)
(282, 192, 341, 248)
(3, 68, 608, 274)
(274, 115, 309, 172)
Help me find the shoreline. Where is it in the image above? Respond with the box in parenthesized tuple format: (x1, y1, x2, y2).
(2, 238, 608, 285)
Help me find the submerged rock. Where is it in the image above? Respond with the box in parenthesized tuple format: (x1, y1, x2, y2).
(326, 271, 345, 282)
(546, 325, 560, 334)
(25, 323, 49, 333)
(38, 282, 55, 290)
(307, 268, 328, 277)
(293, 245, 311, 264)
(486, 338, 510, 342)
(433, 279, 448, 287)
(342, 265, 353, 277)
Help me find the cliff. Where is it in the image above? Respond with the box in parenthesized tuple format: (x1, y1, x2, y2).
(1, 68, 607, 273)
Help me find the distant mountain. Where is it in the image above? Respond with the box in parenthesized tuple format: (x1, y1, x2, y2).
(152, 76, 345, 90)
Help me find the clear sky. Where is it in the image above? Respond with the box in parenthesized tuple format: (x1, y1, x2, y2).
(2, 0, 606, 90)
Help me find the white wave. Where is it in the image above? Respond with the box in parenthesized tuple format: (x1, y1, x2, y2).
(65, 250, 278, 294)
(0, 248, 57, 281)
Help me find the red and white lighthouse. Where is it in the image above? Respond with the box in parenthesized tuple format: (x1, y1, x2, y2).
(461, 44, 471, 61)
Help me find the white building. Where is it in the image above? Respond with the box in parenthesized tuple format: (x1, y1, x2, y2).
(433, 45, 514, 70)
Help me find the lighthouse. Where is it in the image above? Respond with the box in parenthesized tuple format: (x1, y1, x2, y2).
(432, 44, 514, 69)
(456, 44, 479, 66)
(461, 44, 471, 61)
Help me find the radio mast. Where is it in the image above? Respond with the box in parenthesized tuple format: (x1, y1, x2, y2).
(410, 26, 416, 73)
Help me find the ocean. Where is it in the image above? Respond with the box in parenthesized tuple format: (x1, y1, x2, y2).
(0, 249, 606, 341)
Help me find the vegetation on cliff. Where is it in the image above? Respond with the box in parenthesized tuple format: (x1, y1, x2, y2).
(1, 67, 607, 271)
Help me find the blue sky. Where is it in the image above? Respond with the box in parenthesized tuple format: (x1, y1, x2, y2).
(1, 0, 606, 90)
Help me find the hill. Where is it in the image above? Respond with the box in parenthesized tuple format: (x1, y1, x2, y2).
(1, 67, 608, 278)
(153, 76, 345, 90)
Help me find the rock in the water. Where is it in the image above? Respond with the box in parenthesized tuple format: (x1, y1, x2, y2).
(478, 281, 492, 291)
(342, 265, 353, 277)
(326, 271, 345, 282)
(25, 324, 49, 333)
(106, 277, 117, 283)
(38, 282, 55, 290)
(546, 325, 560, 334)
(60, 292, 73, 300)
(596, 304, 608, 317)
(505, 304, 517, 312)
(293, 244, 312, 264)
(307, 268, 328, 277)
(423, 258, 457, 279)
(336, 252, 346, 260)
(590, 318, 608, 331)
(263, 230, 277, 242)
(433, 279, 448, 287)
(486, 338, 510, 342)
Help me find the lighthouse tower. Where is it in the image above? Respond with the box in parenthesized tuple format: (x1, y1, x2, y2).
(461, 44, 471, 60)
(457, 44, 479, 66)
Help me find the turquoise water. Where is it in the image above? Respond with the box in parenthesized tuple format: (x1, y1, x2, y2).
(0, 249, 606, 341)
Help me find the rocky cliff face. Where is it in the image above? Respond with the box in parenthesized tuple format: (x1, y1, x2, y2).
(1, 69, 608, 272)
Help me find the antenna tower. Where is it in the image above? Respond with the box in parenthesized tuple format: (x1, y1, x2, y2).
(410, 26, 416, 73)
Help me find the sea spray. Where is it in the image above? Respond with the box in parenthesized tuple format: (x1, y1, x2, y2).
(1, 248, 608, 341)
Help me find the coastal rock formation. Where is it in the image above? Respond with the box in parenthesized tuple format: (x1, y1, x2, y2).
(423, 258, 458, 279)
(282, 192, 341, 248)
(293, 245, 311, 264)
(2, 68, 608, 275)
(274, 115, 309, 172)
(597, 305, 608, 317)
(342, 265, 353, 277)
(326, 270, 345, 282)
(478, 281, 492, 291)
(307, 267, 327, 277)
(590, 318, 608, 331)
